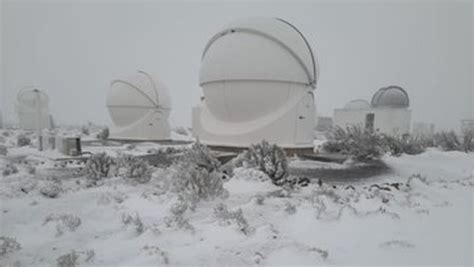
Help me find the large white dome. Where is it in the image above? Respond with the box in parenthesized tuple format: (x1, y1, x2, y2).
(107, 70, 171, 140)
(193, 17, 317, 150)
(15, 87, 51, 130)
(200, 17, 318, 87)
(371, 86, 409, 108)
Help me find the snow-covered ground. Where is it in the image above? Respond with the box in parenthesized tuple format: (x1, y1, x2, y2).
(1, 130, 473, 266)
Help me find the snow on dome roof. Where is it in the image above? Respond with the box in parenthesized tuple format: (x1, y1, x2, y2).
(107, 70, 171, 127)
(344, 99, 371, 110)
(200, 17, 318, 88)
(371, 86, 409, 108)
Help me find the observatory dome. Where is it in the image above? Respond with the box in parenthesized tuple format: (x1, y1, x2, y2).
(193, 17, 318, 150)
(15, 87, 51, 130)
(200, 17, 318, 87)
(371, 86, 409, 108)
(344, 99, 371, 110)
(106, 70, 171, 140)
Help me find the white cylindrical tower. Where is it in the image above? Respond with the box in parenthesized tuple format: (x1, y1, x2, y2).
(15, 87, 51, 131)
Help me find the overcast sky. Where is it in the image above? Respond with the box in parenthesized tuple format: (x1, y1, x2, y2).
(1, 1, 473, 130)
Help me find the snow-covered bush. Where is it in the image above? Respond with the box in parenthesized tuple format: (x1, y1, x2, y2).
(16, 134, 31, 147)
(142, 245, 169, 264)
(0, 145, 7, 155)
(169, 141, 228, 205)
(117, 154, 152, 184)
(284, 201, 297, 214)
(56, 251, 79, 267)
(214, 203, 253, 235)
(163, 198, 194, 232)
(56, 250, 94, 267)
(84, 153, 115, 180)
(0, 236, 21, 257)
(40, 182, 61, 198)
(96, 127, 109, 141)
(2, 163, 18, 176)
(234, 140, 289, 186)
(323, 126, 385, 162)
(434, 131, 462, 151)
(121, 212, 145, 234)
(43, 214, 81, 236)
(461, 129, 474, 152)
(382, 134, 426, 156)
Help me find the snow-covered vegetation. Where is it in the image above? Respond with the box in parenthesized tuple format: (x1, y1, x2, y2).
(323, 125, 474, 162)
(234, 140, 289, 185)
(322, 126, 386, 161)
(0, 128, 473, 265)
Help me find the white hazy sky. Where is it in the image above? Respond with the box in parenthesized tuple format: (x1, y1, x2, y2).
(1, 0, 473, 130)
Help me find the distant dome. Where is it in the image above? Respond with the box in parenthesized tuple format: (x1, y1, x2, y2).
(106, 70, 171, 140)
(344, 99, 370, 110)
(15, 87, 51, 130)
(371, 86, 409, 108)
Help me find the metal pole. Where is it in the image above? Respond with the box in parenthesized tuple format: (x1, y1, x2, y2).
(34, 89, 43, 151)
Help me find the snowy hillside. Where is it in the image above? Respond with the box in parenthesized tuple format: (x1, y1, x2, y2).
(0, 131, 473, 266)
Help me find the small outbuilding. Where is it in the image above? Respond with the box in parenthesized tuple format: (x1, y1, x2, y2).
(192, 17, 318, 152)
(106, 70, 171, 141)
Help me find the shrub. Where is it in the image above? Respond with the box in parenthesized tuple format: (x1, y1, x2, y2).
(96, 127, 109, 144)
(117, 154, 152, 183)
(382, 134, 426, 156)
(284, 201, 297, 214)
(322, 126, 385, 162)
(169, 141, 228, 205)
(56, 251, 79, 267)
(43, 214, 81, 236)
(213, 203, 253, 235)
(142, 246, 169, 264)
(56, 249, 95, 267)
(461, 129, 474, 152)
(17, 134, 31, 147)
(2, 164, 18, 176)
(121, 213, 145, 234)
(0, 145, 7, 156)
(40, 182, 61, 198)
(234, 140, 288, 186)
(0, 236, 21, 257)
(434, 131, 462, 151)
(163, 198, 195, 232)
(84, 153, 115, 180)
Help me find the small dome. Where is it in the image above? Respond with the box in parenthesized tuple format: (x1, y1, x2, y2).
(344, 99, 370, 110)
(200, 17, 318, 88)
(371, 86, 409, 108)
(107, 70, 171, 128)
(15, 87, 51, 130)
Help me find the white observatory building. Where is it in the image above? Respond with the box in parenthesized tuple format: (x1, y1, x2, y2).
(192, 17, 318, 152)
(106, 70, 171, 141)
(333, 99, 372, 130)
(334, 86, 411, 135)
(15, 87, 52, 130)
